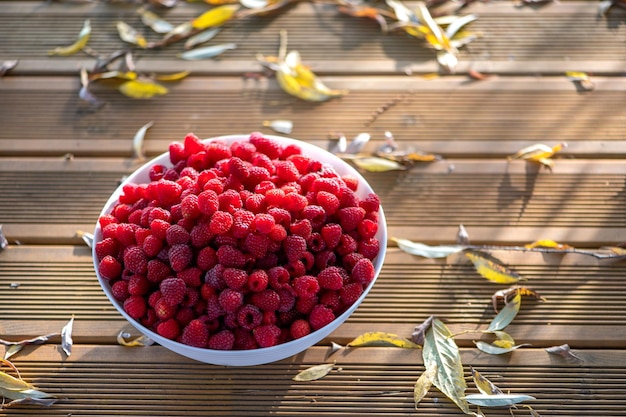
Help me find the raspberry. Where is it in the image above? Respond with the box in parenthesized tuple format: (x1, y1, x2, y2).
(274, 160, 300, 183)
(190, 222, 213, 248)
(231, 140, 256, 160)
(142, 234, 163, 258)
(205, 264, 226, 290)
(318, 266, 346, 290)
(122, 246, 147, 274)
(358, 237, 380, 260)
(181, 194, 201, 219)
(277, 288, 296, 312)
(148, 290, 162, 308)
(316, 191, 340, 215)
(147, 207, 172, 224)
(336, 207, 366, 232)
(283, 192, 308, 212)
(223, 268, 248, 290)
(155, 180, 183, 207)
(177, 267, 203, 287)
(208, 330, 235, 350)
(289, 219, 312, 239)
(308, 304, 335, 330)
(284, 235, 307, 263)
(336, 233, 358, 256)
(206, 210, 232, 235)
(253, 324, 281, 348)
(295, 295, 318, 314)
(315, 250, 337, 270)
(198, 189, 219, 216)
(216, 245, 247, 268)
(307, 233, 325, 252)
(247, 166, 271, 187)
(123, 295, 146, 320)
(237, 304, 263, 330)
(341, 175, 359, 191)
(253, 213, 275, 234)
(128, 274, 151, 296)
(205, 294, 225, 320)
(286, 260, 306, 278)
(180, 319, 209, 348)
(156, 318, 180, 340)
(183, 132, 206, 156)
(175, 306, 196, 326)
(249, 133, 283, 160)
(206, 141, 232, 165)
(146, 259, 171, 283)
(150, 219, 170, 240)
(342, 252, 364, 272)
(319, 289, 342, 312)
(245, 193, 267, 213)
(280, 143, 302, 159)
(293, 275, 320, 298)
(196, 246, 218, 271)
(141, 308, 158, 328)
(232, 209, 255, 238)
(351, 258, 376, 285)
(340, 282, 363, 305)
(251, 289, 281, 311)
(311, 177, 341, 195)
(321, 223, 342, 249)
(219, 288, 244, 312)
(95, 237, 119, 261)
(267, 207, 291, 226)
(290, 319, 311, 339)
(360, 193, 381, 213)
(167, 243, 192, 272)
(115, 223, 137, 247)
(99, 255, 122, 280)
(110, 280, 129, 301)
(154, 297, 177, 320)
(160, 277, 187, 306)
(233, 328, 258, 350)
(218, 189, 243, 212)
(301, 205, 326, 229)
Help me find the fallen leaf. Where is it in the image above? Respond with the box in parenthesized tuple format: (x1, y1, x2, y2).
(351, 156, 407, 172)
(411, 315, 434, 346)
(0, 60, 18, 77)
(75, 230, 94, 248)
(118, 80, 168, 99)
(0, 225, 8, 252)
(152, 71, 191, 82)
(344, 133, 371, 154)
(545, 344, 584, 361)
(184, 27, 222, 49)
(262, 119, 293, 134)
(524, 239, 572, 250)
(117, 331, 155, 347)
(292, 363, 335, 381)
(487, 291, 521, 332)
(475, 340, 530, 355)
(48, 19, 91, 56)
(0, 334, 59, 360)
(139, 7, 174, 34)
(117, 21, 148, 48)
(566, 71, 595, 91)
(338, 4, 390, 32)
(192, 4, 240, 30)
(465, 251, 524, 284)
(457, 225, 470, 245)
(0, 367, 56, 405)
(393, 237, 464, 258)
(464, 394, 535, 407)
(347, 332, 421, 348)
(414, 363, 437, 408)
(422, 318, 470, 414)
(61, 316, 74, 357)
(132, 121, 154, 160)
(507, 142, 567, 170)
(492, 286, 546, 313)
(179, 43, 237, 60)
(470, 367, 504, 395)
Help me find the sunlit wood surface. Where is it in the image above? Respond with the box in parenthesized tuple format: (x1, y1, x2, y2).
(1, 0, 626, 415)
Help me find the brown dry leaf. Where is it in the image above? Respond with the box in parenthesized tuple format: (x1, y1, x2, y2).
(292, 363, 335, 381)
(411, 315, 434, 345)
(465, 251, 525, 285)
(337, 4, 390, 32)
(48, 19, 91, 56)
(545, 344, 584, 361)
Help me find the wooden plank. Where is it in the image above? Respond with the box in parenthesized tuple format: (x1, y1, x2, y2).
(1, 1, 625, 75)
(3, 246, 626, 348)
(1, 75, 625, 157)
(3, 344, 626, 416)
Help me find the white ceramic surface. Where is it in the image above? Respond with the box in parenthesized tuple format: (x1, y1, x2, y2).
(93, 134, 387, 366)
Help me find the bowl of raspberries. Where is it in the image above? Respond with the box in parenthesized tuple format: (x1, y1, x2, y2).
(93, 132, 386, 366)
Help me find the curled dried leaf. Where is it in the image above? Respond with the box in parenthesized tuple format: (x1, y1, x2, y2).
(487, 291, 521, 332)
(0, 60, 18, 77)
(471, 367, 504, 395)
(545, 344, 583, 361)
(262, 119, 293, 134)
(132, 121, 154, 160)
(475, 340, 530, 355)
(117, 21, 148, 48)
(117, 331, 155, 347)
(492, 286, 545, 313)
(465, 251, 524, 284)
(411, 315, 434, 345)
(48, 19, 91, 56)
(0, 334, 59, 360)
(348, 332, 420, 348)
(61, 316, 74, 357)
(0, 225, 8, 252)
(292, 363, 334, 381)
(414, 363, 437, 408)
(393, 237, 464, 259)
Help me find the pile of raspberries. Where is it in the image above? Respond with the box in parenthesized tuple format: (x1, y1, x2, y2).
(96, 132, 381, 350)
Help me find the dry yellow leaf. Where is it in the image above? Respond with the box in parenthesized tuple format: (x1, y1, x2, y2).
(118, 80, 168, 99)
(465, 251, 524, 284)
(192, 4, 240, 30)
(48, 19, 91, 56)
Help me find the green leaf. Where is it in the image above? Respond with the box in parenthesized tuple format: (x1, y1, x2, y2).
(292, 363, 334, 381)
(464, 393, 535, 407)
(392, 238, 464, 258)
(474, 340, 530, 355)
(487, 292, 521, 332)
(422, 318, 470, 414)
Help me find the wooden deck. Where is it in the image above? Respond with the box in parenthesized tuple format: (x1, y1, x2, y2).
(1, 0, 626, 415)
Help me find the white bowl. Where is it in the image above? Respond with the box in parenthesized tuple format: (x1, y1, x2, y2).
(93, 134, 387, 366)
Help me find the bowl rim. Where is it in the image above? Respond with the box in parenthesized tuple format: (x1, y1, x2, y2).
(93, 133, 387, 366)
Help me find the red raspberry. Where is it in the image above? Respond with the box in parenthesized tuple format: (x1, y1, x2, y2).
(205, 264, 226, 290)
(128, 274, 151, 296)
(231, 140, 256, 160)
(198, 189, 219, 216)
(308, 304, 335, 330)
(219, 288, 244, 312)
(208, 330, 235, 350)
(319, 290, 342, 312)
(360, 193, 380, 213)
(339, 187, 359, 208)
(156, 318, 180, 340)
(316, 191, 340, 215)
(307, 233, 325, 252)
(245, 193, 267, 214)
(276, 288, 296, 312)
(190, 222, 213, 248)
(247, 166, 271, 187)
(95, 237, 119, 261)
(205, 294, 225, 320)
(227, 156, 250, 180)
(340, 282, 363, 305)
(150, 219, 170, 240)
(223, 268, 248, 290)
(168, 244, 193, 272)
(295, 295, 318, 314)
(336, 234, 358, 256)
(232, 209, 255, 238)
(99, 255, 122, 280)
(115, 223, 137, 247)
(249, 133, 283, 160)
(148, 290, 162, 308)
(216, 245, 247, 268)
(169, 141, 186, 164)
(342, 252, 364, 272)
(196, 246, 218, 271)
(290, 319, 311, 339)
(252, 324, 281, 348)
(357, 219, 378, 240)
(180, 319, 209, 348)
(123, 295, 146, 320)
(147, 207, 172, 224)
(283, 192, 308, 212)
(286, 259, 306, 278)
(267, 207, 291, 226)
(289, 219, 312, 239)
(200, 282, 216, 300)
(183, 132, 205, 156)
(280, 143, 302, 159)
(351, 258, 376, 286)
(293, 275, 320, 298)
(155, 180, 182, 207)
(181, 194, 201, 219)
(251, 289, 280, 311)
(358, 237, 380, 260)
(237, 304, 263, 330)
(110, 280, 129, 301)
(99, 213, 119, 230)
(245, 270, 268, 292)
(243, 233, 270, 259)
(175, 306, 196, 326)
(336, 207, 366, 232)
(341, 175, 359, 191)
(177, 267, 203, 287)
(210, 211, 234, 234)
(311, 177, 341, 195)
(301, 205, 326, 229)
(253, 213, 275, 234)
(317, 266, 346, 290)
(142, 234, 163, 258)
(321, 223, 342, 249)
(274, 160, 300, 183)
(160, 277, 187, 306)
(314, 250, 337, 270)
(233, 328, 258, 350)
(284, 235, 307, 263)
(141, 308, 158, 328)
(122, 246, 148, 274)
(206, 141, 232, 165)
(262, 310, 277, 325)
(146, 259, 171, 283)
(218, 189, 243, 212)
(154, 297, 176, 320)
